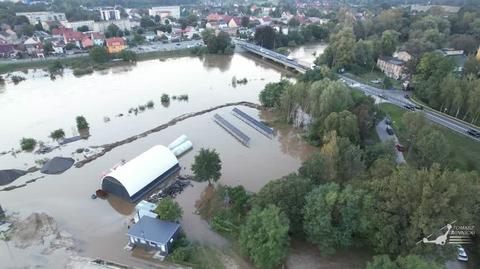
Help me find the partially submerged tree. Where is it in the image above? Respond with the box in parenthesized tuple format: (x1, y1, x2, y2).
(154, 197, 183, 222)
(191, 148, 222, 185)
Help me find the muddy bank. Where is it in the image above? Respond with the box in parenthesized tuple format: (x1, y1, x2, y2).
(75, 101, 262, 168)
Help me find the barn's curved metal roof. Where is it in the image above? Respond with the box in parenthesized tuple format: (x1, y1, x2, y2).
(103, 145, 178, 198)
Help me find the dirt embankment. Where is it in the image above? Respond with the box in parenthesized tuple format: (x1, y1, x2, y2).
(12, 212, 76, 254)
(75, 101, 262, 168)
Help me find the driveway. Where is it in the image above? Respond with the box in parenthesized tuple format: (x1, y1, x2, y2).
(376, 118, 406, 164)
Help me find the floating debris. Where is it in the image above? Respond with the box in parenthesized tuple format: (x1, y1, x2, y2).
(40, 157, 75, 175)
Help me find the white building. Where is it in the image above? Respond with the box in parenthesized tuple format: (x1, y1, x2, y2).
(148, 6, 180, 19)
(92, 19, 140, 33)
(16, 11, 66, 24)
(99, 7, 121, 21)
(61, 20, 95, 31)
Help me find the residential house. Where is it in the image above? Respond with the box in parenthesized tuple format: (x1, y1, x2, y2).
(410, 4, 461, 14)
(63, 31, 85, 48)
(206, 13, 222, 22)
(81, 37, 94, 49)
(228, 17, 242, 28)
(377, 56, 406, 80)
(99, 7, 121, 21)
(23, 36, 44, 57)
(126, 216, 181, 260)
(52, 27, 73, 38)
(61, 20, 95, 32)
(0, 43, 15, 58)
(0, 29, 18, 44)
(90, 32, 105, 46)
(259, 16, 272, 25)
(133, 200, 158, 223)
(106, 37, 126, 53)
(395, 50, 413, 62)
(144, 31, 156, 42)
(51, 40, 65, 55)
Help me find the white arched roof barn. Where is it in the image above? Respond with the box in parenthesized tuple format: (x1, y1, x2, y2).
(101, 145, 180, 203)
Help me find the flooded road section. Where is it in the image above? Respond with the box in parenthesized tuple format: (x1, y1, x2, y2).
(0, 52, 321, 268)
(0, 53, 289, 170)
(0, 105, 315, 268)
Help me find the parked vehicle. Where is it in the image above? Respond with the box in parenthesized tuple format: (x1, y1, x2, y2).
(414, 105, 423, 110)
(378, 93, 387, 99)
(404, 94, 410, 99)
(395, 144, 406, 152)
(385, 117, 392, 125)
(467, 128, 480, 138)
(403, 104, 415, 110)
(386, 126, 394, 135)
(456, 245, 468, 262)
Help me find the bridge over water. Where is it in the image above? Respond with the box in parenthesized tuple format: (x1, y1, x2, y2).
(234, 39, 311, 74)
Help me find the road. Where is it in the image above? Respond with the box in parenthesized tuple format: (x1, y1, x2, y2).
(376, 118, 406, 164)
(340, 75, 480, 142)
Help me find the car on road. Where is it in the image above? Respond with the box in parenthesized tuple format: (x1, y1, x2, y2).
(404, 94, 410, 99)
(467, 128, 480, 138)
(176, 43, 181, 46)
(385, 117, 392, 125)
(456, 245, 468, 262)
(386, 126, 394, 135)
(378, 93, 387, 99)
(395, 144, 406, 152)
(414, 105, 423, 110)
(403, 104, 415, 111)
(370, 79, 381, 84)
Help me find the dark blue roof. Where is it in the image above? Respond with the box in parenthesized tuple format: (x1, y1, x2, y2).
(127, 216, 180, 245)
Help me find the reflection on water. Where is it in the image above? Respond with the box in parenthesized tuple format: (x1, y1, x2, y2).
(107, 195, 135, 215)
(288, 42, 327, 66)
(201, 54, 234, 72)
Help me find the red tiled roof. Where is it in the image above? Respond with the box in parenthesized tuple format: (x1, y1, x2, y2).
(207, 13, 222, 22)
(63, 31, 85, 42)
(52, 27, 73, 36)
(106, 37, 125, 47)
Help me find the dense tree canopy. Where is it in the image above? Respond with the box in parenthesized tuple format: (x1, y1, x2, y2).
(191, 148, 222, 185)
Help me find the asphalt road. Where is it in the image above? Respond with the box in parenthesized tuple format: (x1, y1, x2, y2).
(376, 118, 406, 164)
(340, 75, 480, 142)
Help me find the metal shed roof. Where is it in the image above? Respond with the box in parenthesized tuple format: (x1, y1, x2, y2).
(103, 145, 178, 198)
(127, 216, 180, 245)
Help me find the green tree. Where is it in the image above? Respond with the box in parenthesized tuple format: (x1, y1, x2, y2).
(316, 27, 356, 70)
(259, 80, 291, 107)
(202, 29, 233, 54)
(191, 148, 222, 185)
(322, 110, 360, 144)
(20, 138, 36, 151)
(76, 116, 89, 130)
(154, 197, 183, 222)
(119, 49, 137, 62)
(49, 129, 65, 140)
(413, 126, 450, 168)
(303, 183, 366, 255)
(89, 46, 109, 63)
(298, 152, 329, 183)
(77, 25, 89, 32)
(254, 175, 312, 234)
(254, 25, 276, 49)
(380, 30, 400, 56)
(106, 23, 122, 37)
(239, 205, 290, 269)
(320, 132, 365, 182)
(140, 16, 155, 28)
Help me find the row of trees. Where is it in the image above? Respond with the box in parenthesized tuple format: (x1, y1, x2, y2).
(413, 52, 480, 124)
(254, 23, 330, 50)
(201, 29, 234, 54)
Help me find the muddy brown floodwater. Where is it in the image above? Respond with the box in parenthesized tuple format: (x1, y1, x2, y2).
(0, 47, 370, 269)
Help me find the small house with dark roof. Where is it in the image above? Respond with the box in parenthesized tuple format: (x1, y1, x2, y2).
(127, 216, 181, 258)
(377, 56, 406, 80)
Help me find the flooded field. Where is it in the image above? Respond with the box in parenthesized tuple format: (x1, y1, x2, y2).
(0, 45, 372, 269)
(288, 43, 327, 66)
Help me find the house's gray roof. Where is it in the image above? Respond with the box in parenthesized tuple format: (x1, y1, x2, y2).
(127, 216, 180, 245)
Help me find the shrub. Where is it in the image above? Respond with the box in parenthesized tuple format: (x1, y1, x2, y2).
(76, 116, 89, 130)
(161, 93, 170, 103)
(146, 100, 155, 108)
(11, 75, 25, 85)
(49, 129, 65, 140)
(20, 138, 37, 151)
(73, 67, 93, 76)
(178, 94, 189, 101)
